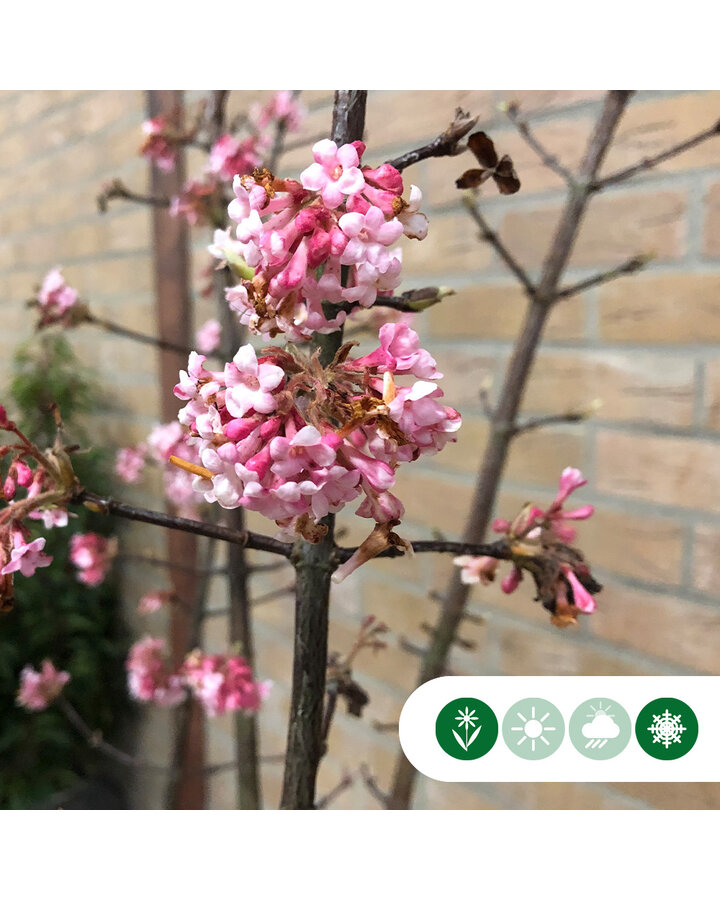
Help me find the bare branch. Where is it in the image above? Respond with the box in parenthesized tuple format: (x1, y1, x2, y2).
(592, 118, 720, 192)
(76, 489, 293, 558)
(97, 178, 170, 213)
(385, 108, 479, 172)
(359, 764, 390, 808)
(503, 101, 577, 186)
(553, 254, 650, 301)
(267, 90, 302, 173)
(84, 313, 198, 357)
(461, 194, 537, 298)
(511, 407, 598, 437)
(315, 773, 354, 809)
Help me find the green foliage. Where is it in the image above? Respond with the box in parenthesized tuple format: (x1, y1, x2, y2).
(0, 334, 131, 809)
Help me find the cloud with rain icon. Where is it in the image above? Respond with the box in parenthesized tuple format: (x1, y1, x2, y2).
(582, 706, 620, 749)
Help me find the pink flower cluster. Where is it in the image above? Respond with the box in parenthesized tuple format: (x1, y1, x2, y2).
(454, 467, 597, 626)
(174, 321, 460, 546)
(126, 636, 186, 707)
(140, 114, 178, 172)
(195, 318, 222, 354)
(17, 660, 71, 711)
(1, 530, 52, 578)
(126, 637, 268, 716)
(182, 649, 271, 717)
(35, 268, 79, 327)
(138, 589, 172, 616)
(69, 532, 117, 587)
(224, 140, 428, 341)
(115, 422, 202, 516)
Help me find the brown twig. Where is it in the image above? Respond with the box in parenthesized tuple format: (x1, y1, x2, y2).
(385, 108, 479, 172)
(461, 194, 537, 298)
(76, 489, 293, 558)
(592, 118, 720, 192)
(97, 178, 170, 213)
(84, 313, 197, 357)
(359, 764, 390, 808)
(315, 772, 354, 809)
(553, 254, 650, 301)
(504, 101, 577, 186)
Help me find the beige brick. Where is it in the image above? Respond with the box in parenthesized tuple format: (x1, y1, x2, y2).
(496, 781, 639, 810)
(596, 430, 720, 510)
(704, 182, 720, 257)
(609, 782, 720, 810)
(429, 415, 585, 490)
(599, 273, 720, 343)
(365, 91, 497, 151)
(693, 525, 720, 595)
(706, 360, 720, 429)
(501, 190, 686, 268)
(522, 351, 695, 427)
(590, 583, 720, 672)
(582, 509, 685, 585)
(402, 209, 494, 275)
(429, 348, 497, 412)
(501, 90, 604, 114)
(427, 282, 584, 340)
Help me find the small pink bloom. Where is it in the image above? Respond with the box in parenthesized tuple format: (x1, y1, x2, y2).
(563, 566, 597, 614)
(300, 140, 366, 209)
(140, 116, 176, 172)
(28, 507, 69, 529)
(69, 532, 117, 587)
(501, 567, 523, 594)
(1, 533, 52, 577)
(208, 134, 261, 181)
(224, 345, 285, 418)
(195, 318, 222, 354)
(115, 446, 146, 484)
(453, 555, 499, 585)
(126, 636, 185, 707)
(17, 660, 70, 711)
(138, 590, 171, 615)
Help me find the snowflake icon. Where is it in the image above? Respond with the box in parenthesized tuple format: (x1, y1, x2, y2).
(648, 708, 687, 749)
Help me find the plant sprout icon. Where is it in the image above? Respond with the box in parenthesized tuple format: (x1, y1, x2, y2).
(510, 704, 557, 752)
(453, 706, 482, 752)
(582, 701, 620, 749)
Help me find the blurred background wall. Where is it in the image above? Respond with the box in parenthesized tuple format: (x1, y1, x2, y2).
(1, 89, 719, 809)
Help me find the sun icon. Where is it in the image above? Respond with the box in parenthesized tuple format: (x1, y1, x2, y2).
(510, 704, 558, 752)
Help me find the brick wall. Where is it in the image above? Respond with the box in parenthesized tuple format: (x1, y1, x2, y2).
(2, 90, 720, 809)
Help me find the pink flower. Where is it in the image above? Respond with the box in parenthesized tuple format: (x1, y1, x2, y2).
(251, 91, 304, 133)
(36, 268, 78, 325)
(1, 533, 52, 577)
(208, 134, 261, 181)
(69, 532, 117, 586)
(126, 636, 185, 707)
(224, 344, 285, 418)
(182, 649, 269, 717)
(28, 507, 69, 529)
(398, 185, 429, 240)
(195, 318, 222, 354)
(115, 446, 146, 484)
(140, 116, 176, 172)
(453, 555, 499, 585)
(138, 590, 171, 615)
(17, 660, 70, 711)
(300, 139, 366, 209)
(169, 180, 215, 226)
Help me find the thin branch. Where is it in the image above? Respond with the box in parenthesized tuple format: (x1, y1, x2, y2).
(97, 178, 170, 213)
(553, 254, 650, 301)
(592, 118, 720, 192)
(84, 313, 198, 357)
(511, 408, 597, 437)
(267, 90, 302, 173)
(504, 101, 577, 186)
(359, 764, 390, 808)
(315, 772, 354, 809)
(335, 538, 512, 564)
(76, 489, 293, 558)
(460, 194, 537, 298)
(385, 108, 479, 172)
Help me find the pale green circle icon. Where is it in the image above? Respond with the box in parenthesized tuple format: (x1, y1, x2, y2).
(502, 698, 565, 759)
(569, 697, 632, 760)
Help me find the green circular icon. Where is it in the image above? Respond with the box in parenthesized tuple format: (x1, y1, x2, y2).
(502, 698, 565, 759)
(635, 697, 698, 760)
(435, 697, 498, 760)
(569, 697, 632, 760)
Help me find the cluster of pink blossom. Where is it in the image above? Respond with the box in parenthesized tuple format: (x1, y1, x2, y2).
(173, 321, 460, 547)
(115, 421, 202, 516)
(169, 179, 216, 226)
(223, 140, 428, 341)
(126, 637, 268, 716)
(195, 318, 222, 354)
(34, 268, 80, 327)
(181, 649, 271, 717)
(69, 532, 117, 587)
(126, 636, 186, 707)
(454, 467, 597, 626)
(140, 115, 178, 171)
(17, 660, 71, 711)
